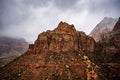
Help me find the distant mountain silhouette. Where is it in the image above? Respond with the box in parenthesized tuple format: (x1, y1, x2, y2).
(0, 37, 28, 66)
(90, 17, 118, 41)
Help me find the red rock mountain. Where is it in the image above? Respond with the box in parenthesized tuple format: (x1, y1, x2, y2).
(1, 21, 120, 80)
(0, 22, 102, 80)
(90, 17, 118, 41)
(30, 21, 95, 54)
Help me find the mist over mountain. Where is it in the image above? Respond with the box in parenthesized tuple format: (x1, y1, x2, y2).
(0, 37, 29, 66)
(0, 0, 120, 79)
(90, 17, 118, 41)
(0, 20, 120, 79)
(0, 0, 120, 42)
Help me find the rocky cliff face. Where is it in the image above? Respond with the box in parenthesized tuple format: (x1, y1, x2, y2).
(29, 22, 95, 54)
(90, 17, 118, 41)
(99, 18, 120, 56)
(96, 18, 120, 79)
(0, 22, 103, 80)
(109, 18, 120, 54)
(1, 20, 120, 80)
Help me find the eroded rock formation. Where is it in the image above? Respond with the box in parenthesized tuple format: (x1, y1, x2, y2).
(29, 21, 95, 54)
(0, 22, 101, 80)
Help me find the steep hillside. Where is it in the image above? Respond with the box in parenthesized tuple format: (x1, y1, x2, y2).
(96, 18, 120, 79)
(1, 21, 119, 80)
(0, 22, 104, 80)
(90, 17, 118, 41)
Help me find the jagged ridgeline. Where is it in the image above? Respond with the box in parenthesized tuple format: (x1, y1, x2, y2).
(0, 22, 110, 80)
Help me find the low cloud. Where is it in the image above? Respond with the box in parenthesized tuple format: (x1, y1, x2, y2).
(0, 0, 119, 42)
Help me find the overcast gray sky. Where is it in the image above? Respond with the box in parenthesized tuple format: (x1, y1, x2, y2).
(0, 0, 120, 42)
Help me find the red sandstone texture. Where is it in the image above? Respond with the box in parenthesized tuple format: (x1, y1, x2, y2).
(0, 20, 120, 80)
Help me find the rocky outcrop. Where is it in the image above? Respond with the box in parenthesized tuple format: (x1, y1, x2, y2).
(0, 22, 101, 80)
(104, 18, 120, 55)
(108, 17, 120, 58)
(30, 21, 95, 54)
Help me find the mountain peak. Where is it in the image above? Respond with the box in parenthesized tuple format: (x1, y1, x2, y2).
(90, 17, 118, 41)
(57, 21, 75, 29)
(33, 22, 95, 53)
(54, 21, 76, 34)
(0, 22, 98, 80)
